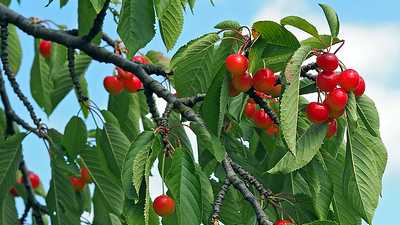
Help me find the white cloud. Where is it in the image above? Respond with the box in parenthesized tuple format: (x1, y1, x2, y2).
(254, 0, 400, 173)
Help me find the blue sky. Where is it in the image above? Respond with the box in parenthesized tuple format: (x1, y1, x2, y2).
(6, 0, 400, 224)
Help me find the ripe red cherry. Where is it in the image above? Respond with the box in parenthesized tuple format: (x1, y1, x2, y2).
(27, 172, 40, 189)
(338, 69, 360, 92)
(232, 72, 253, 92)
(265, 124, 279, 136)
(153, 195, 175, 217)
(253, 68, 276, 93)
(269, 84, 282, 97)
(253, 109, 273, 129)
(273, 219, 293, 225)
(328, 107, 344, 119)
(225, 54, 249, 75)
(123, 75, 143, 93)
(39, 40, 52, 58)
(316, 70, 338, 92)
(306, 102, 329, 124)
(326, 88, 348, 111)
(70, 177, 86, 192)
(228, 83, 240, 97)
(131, 55, 149, 64)
(116, 67, 132, 80)
(326, 119, 337, 138)
(80, 167, 90, 183)
(316, 52, 339, 71)
(354, 76, 365, 97)
(244, 102, 257, 119)
(104, 76, 124, 95)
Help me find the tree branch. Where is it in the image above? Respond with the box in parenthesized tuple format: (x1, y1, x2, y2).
(246, 88, 279, 125)
(211, 178, 231, 224)
(83, 0, 111, 42)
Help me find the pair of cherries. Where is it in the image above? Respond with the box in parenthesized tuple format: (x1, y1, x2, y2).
(225, 54, 282, 97)
(69, 167, 91, 192)
(10, 171, 41, 197)
(306, 53, 366, 138)
(103, 56, 148, 95)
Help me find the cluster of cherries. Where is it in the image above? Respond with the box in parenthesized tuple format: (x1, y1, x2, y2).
(306, 52, 366, 138)
(69, 167, 91, 192)
(9, 171, 41, 197)
(225, 53, 281, 136)
(103, 56, 147, 95)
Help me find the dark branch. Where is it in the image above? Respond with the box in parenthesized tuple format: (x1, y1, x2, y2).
(179, 94, 206, 107)
(83, 0, 111, 42)
(211, 178, 231, 224)
(246, 88, 279, 125)
(300, 62, 318, 81)
(67, 47, 88, 103)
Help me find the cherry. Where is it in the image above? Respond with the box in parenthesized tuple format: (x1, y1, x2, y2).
(354, 76, 365, 97)
(338, 69, 360, 92)
(225, 53, 249, 75)
(253, 109, 273, 129)
(244, 102, 257, 119)
(253, 68, 276, 93)
(316, 70, 338, 92)
(269, 84, 282, 97)
(326, 119, 337, 139)
(153, 195, 175, 217)
(326, 88, 348, 111)
(328, 107, 345, 119)
(273, 219, 293, 225)
(316, 52, 339, 71)
(306, 102, 329, 124)
(39, 40, 52, 58)
(9, 187, 18, 197)
(116, 67, 132, 80)
(80, 167, 90, 183)
(104, 76, 124, 95)
(265, 124, 279, 136)
(123, 74, 143, 93)
(131, 55, 149, 64)
(228, 83, 240, 97)
(70, 176, 86, 192)
(19, 172, 40, 189)
(232, 72, 253, 92)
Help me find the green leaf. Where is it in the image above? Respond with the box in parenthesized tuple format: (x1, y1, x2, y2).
(0, 25, 22, 75)
(98, 122, 131, 176)
(0, 194, 18, 224)
(345, 92, 358, 128)
(190, 122, 226, 162)
(144, 139, 160, 225)
(46, 151, 80, 225)
(281, 16, 319, 38)
(356, 95, 379, 137)
(108, 91, 141, 141)
(122, 131, 154, 200)
(90, 0, 107, 12)
(303, 221, 338, 225)
(157, 0, 184, 50)
(172, 33, 220, 97)
(109, 213, 122, 225)
(0, 133, 24, 203)
(214, 20, 241, 30)
(268, 123, 327, 174)
(81, 145, 124, 215)
(343, 125, 383, 224)
(62, 116, 87, 159)
(196, 166, 214, 224)
(78, 0, 98, 39)
(301, 35, 340, 49)
(165, 150, 202, 225)
(118, 0, 156, 54)
(280, 45, 313, 154)
(60, 0, 69, 8)
(0, 0, 11, 6)
(0, 108, 6, 137)
(319, 4, 340, 38)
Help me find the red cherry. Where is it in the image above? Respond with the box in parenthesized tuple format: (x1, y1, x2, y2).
(39, 40, 52, 58)
(253, 68, 276, 93)
(328, 107, 345, 119)
(80, 167, 90, 183)
(326, 119, 337, 139)
(228, 83, 240, 97)
(354, 76, 365, 97)
(338, 69, 360, 92)
(116, 67, 132, 80)
(123, 74, 143, 93)
(244, 102, 257, 119)
(253, 109, 273, 129)
(9, 187, 18, 197)
(265, 124, 279, 136)
(316, 70, 338, 92)
(326, 88, 348, 111)
(153, 195, 175, 217)
(273, 219, 293, 225)
(306, 102, 329, 124)
(131, 55, 149, 64)
(70, 177, 86, 192)
(232, 72, 253, 92)
(225, 54, 249, 75)
(316, 53, 339, 71)
(28, 172, 40, 189)
(104, 76, 124, 95)
(269, 84, 282, 97)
